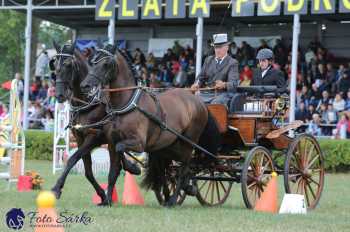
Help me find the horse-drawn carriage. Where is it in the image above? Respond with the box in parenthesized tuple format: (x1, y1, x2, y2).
(51, 44, 324, 209)
(154, 85, 325, 210)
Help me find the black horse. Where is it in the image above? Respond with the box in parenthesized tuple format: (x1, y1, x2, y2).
(51, 42, 140, 206)
(81, 45, 221, 206)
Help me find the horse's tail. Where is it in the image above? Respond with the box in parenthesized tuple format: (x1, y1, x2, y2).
(141, 153, 169, 192)
(198, 110, 221, 158)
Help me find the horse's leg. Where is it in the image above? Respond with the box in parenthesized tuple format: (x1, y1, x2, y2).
(51, 135, 97, 199)
(81, 154, 107, 205)
(103, 143, 122, 207)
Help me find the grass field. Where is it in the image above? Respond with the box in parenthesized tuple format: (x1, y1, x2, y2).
(0, 160, 349, 232)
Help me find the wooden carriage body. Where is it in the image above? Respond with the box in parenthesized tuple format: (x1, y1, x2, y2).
(207, 96, 296, 150)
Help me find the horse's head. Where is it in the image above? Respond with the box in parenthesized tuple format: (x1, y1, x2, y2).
(51, 40, 83, 103)
(80, 44, 118, 96)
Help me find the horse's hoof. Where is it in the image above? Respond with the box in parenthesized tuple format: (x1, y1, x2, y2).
(51, 188, 62, 199)
(97, 198, 112, 207)
(123, 159, 141, 176)
(164, 197, 177, 207)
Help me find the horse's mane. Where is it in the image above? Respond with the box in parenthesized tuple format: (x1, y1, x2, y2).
(102, 44, 139, 85)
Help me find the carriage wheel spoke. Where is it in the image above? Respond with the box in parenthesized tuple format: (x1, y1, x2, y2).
(216, 181, 221, 202)
(204, 181, 212, 200)
(307, 154, 320, 169)
(198, 180, 208, 191)
(247, 181, 257, 190)
(306, 142, 315, 164)
(306, 181, 317, 199)
(210, 181, 214, 204)
(219, 181, 227, 192)
(259, 153, 264, 171)
(295, 177, 302, 194)
(261, 160, 270, 174)
(306, 176, 320, 187)
(304, 183, 310, 206)
(288, 173, 302, 180)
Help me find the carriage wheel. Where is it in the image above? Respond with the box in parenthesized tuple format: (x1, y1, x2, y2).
(195, 170, 233, 206)
(241, 146, 275, 209)
(154, 163, 186, 206)
(284, 134, 325, 210)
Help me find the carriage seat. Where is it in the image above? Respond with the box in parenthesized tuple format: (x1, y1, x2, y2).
(229, 93, 246, 113)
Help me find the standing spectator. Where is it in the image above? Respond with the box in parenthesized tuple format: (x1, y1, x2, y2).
(229, 42, 239, 59)
(35, 51, 50, 81)
(305, 48, 316, 67)
(172, 41, 184, 57)
(14, 73, 24, 101)
(273, 39, 287, 67)
(333, 93, 346, 112)
(257, 39, 271, 52)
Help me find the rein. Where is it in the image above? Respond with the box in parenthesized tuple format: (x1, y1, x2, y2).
(101, 86, 218, 93)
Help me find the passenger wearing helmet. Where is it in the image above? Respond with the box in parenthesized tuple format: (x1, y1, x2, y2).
(251, 48, 286, 93)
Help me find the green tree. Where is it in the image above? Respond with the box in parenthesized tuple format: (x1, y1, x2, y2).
(38, 21, 72, 50)
(0, 10, 26, 82)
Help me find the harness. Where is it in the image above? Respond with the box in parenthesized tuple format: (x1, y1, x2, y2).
(74, 48, 216, 159)
(54, 51, 101, 129)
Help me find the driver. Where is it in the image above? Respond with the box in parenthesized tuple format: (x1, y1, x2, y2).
(251, 48, 286, 93)
(191, 33, 239, 105)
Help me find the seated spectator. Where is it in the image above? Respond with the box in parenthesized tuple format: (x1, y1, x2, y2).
(295, 102, 308, 122)
(149, 71, 162, 88)
(307, 113, 322, 136)
(333, 114, 349, 139)
(186, 59, 196, 86)
(306, 104, 317, 122)
(316, 90, 332, 111)
(309, 83, 321, 106)
(146, 53, 156, 70)
(338, 70, 350, 96)
(345, 90, 350, 110)
(319, 103, 328, 123)
(29, 102, 44, 129)
(333, 93, 345, 112)
(240, 65, 253, 82)
(42, 110, 54, 132)
(326, 104, 338, 124)
(0, 105, 8, 122)
(159, 65, 173, 87)
(239, 74, 251, 87)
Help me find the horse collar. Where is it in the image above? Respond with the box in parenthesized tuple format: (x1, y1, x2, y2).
(108, 88, 143, 115)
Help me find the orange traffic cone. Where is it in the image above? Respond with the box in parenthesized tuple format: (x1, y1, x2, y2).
(254, 172, 278, 213)
(35, 191, 64, 232)
(122, 172, 144, 206)
(92, 183, 118, 205)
